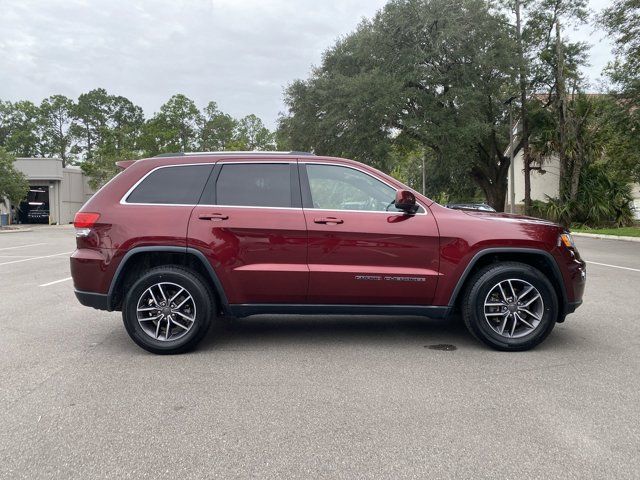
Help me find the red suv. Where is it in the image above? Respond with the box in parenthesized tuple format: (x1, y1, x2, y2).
(71, 152, 586, 354)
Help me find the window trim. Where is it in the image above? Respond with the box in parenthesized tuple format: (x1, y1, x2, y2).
(120, 160, 427, 215)
(299, 162, 427, 215)
(120, 163, 215, 206)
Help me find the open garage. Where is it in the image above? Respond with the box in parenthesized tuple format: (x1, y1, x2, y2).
(1, 157, 93, 225)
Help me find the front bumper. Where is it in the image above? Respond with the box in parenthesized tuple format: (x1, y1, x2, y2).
(566, 299, 583, 314)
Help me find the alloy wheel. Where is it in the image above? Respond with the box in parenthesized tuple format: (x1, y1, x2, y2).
(136, 282, 197, 341)
(483, 278, 544, 339)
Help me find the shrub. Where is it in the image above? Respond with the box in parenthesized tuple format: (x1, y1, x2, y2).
(534, 164, 634, 227)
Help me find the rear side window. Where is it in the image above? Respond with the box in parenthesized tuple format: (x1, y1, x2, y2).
(126, 165, 213, 204)
(215, 164, 293, 208)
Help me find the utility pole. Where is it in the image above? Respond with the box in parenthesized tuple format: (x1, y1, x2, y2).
(509, 103, 515, 213)
(515, 0, 531, 215)
(422, 153, 426, 195)
(556, 17, 568, 204)
(505, 96, 517, 213)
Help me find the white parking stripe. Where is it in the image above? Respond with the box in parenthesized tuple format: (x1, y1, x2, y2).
(586, 261, 640, 273)
(39, 277, 72, 287)
(0, 243, 46, 251)
(0, 251, 72, 266)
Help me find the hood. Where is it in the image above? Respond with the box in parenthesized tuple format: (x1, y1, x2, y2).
(461, 210, 560, 228)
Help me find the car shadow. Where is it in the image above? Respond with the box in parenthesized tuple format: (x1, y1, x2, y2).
(197, 314, 475, 351)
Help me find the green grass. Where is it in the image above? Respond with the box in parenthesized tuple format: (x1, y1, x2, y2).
(572, 226, 640, 237)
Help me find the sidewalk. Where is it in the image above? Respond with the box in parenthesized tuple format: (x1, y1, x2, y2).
(572, 231, 640, 243)
(0, 223, 73, 234)
(0, 226, 33, 234)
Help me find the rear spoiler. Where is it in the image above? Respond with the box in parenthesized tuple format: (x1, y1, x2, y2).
(116, 160, 136, 170)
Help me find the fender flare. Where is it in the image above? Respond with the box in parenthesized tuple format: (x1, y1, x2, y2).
(107, 246, 229, 311)
(446, 247, 568, 311)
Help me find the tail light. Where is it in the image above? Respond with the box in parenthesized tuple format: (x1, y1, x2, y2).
(74, 212, 100, 237)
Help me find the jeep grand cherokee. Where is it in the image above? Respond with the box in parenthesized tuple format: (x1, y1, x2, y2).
(71, 152, 586, 354)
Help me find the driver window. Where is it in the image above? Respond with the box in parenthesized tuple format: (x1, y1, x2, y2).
(306, 164, 402, 212)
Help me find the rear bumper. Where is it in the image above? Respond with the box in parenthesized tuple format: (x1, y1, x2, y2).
(75, 290, 109, 311)
(70, 248, 113, 295)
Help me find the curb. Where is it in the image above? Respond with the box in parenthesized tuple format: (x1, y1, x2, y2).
(0, 228, 33, 234)
(573, 232, 640, 243)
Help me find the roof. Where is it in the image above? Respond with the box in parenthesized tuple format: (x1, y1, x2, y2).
(154, 151, 315, 158)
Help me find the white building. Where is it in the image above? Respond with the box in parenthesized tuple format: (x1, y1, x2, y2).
(507, 149, 640, 219)
(0, 157, 94, 225)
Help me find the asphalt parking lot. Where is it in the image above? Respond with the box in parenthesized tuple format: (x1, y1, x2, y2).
(1, 226, 638, 479)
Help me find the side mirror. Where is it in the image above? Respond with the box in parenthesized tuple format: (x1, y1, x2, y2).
(394, 190, 418, 214)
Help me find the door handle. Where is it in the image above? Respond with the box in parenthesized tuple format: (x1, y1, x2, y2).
(313, 217, 344, 224)
(198, 213, 229, 221)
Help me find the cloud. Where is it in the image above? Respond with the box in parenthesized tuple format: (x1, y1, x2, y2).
(0, 0, 613, 129)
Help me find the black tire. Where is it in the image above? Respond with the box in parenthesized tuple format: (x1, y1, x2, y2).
(461, 262, 558, 351)
(122, 265, 215, 354)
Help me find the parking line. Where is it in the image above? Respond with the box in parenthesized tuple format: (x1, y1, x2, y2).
(0, 251, 72, 266)
(586, 261, 640, 273)
(40, 277, 72, 287)
(0, 243, 46, 251)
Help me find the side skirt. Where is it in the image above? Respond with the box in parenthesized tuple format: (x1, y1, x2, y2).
(228, 304, 452, 319)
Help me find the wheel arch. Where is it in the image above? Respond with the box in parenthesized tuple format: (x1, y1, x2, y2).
(107, 246, 228, 313)
(448, 248, 568, 321)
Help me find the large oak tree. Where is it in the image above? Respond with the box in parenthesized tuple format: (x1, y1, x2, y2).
(279, 0, 519, 210)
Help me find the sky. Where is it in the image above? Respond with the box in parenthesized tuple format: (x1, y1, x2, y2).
(0, 0, 614, 129)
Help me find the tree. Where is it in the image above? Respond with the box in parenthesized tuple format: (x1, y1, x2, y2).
(71, 88, 112, 159)
(597, 99, 640, 184)
(80, 146, 142, 190)
(500, 0, 588, 213)
(141, 94, 203, 154)
(0, 100, 42, 157)
(601, 0, 640, 103)
(1, 90, 277, 186)
(200, 101, 237, 151)
(600, 1, 640, 186)
(0, 147, 29, 206)
(0, 101, 12, 147)
(235, 114, 276, 150)
(280, 0, 518, 210)
(514, 0, 533, 214)
(526, 0, 588, 205)
(101, 95, 144, 156)
(39, 95, 76, 166)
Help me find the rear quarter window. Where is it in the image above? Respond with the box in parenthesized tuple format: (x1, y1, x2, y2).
(126, 164, 213, 204)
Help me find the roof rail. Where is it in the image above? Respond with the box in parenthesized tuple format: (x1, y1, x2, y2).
(154, 151, 315, 158)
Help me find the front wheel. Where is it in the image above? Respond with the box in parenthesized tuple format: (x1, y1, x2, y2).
(461, 262, 558, 351)
(122, 266, 215, 354)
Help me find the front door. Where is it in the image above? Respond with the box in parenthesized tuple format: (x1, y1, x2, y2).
(188, 160, 308, 304)
(300, 163, 440, 305)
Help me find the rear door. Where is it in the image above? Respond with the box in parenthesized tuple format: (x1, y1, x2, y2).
(187, 159, 308, 304)
(301, 162, 440, 305)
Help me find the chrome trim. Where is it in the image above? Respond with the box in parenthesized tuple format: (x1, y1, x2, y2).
(196, 205, 420, 215)
(184, 151, 310, 156)
(217, 161, 295, 164)
(120, 160, 428, 216)
(199, 204, 301, 211)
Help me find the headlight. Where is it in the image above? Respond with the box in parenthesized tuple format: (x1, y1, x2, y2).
(559, 232, 575, 249)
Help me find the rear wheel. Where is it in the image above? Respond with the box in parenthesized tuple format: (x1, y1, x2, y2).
(122, 266, 215, 354)
(461, 262, 558, 351)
